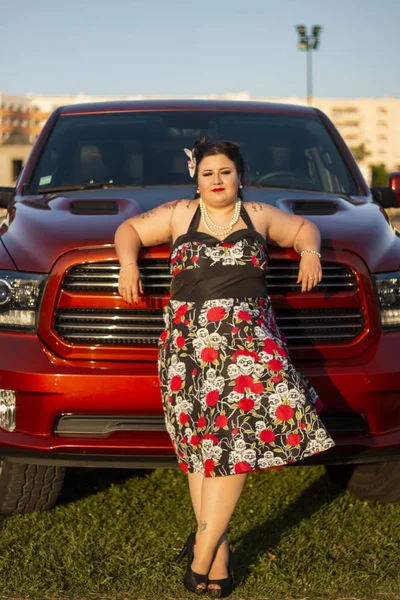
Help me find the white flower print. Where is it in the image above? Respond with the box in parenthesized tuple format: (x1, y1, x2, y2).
(236, 355, 257, 375)
(227, 391, 243, 404)
(190, 455, 205, 474)
(314, 428, 328, 442)
(227, 364, 241, 379)
(234, 438, 247, 453)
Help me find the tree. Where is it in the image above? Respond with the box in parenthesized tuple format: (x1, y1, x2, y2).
(371, 164, 388, 187)
(349, 142, 371, 162)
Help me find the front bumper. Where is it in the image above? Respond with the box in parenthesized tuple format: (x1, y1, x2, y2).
(0, 332, 399, 467)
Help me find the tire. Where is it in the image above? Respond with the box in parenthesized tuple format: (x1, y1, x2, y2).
(0, 460, 65, 515)
(325, 460, 400, 504)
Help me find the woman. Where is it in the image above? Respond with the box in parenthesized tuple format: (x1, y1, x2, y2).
(114, 139, 335, 597)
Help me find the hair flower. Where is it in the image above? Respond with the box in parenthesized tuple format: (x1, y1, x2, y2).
(184, 148, 196, 178)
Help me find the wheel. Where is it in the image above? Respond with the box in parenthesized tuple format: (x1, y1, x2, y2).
(325, 460, 400, 504)
(0, 460, 65, 515)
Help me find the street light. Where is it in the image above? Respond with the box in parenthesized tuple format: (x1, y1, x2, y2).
(295, 25, 322, 106)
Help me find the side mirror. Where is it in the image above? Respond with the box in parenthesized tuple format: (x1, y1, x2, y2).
(371, 171, 400, 208)
(0, 187, 15, 210)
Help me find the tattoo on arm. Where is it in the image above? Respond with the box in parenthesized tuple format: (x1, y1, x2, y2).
(250, 202, 264, 213)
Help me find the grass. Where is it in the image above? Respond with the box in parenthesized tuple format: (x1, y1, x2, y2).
(0, 465, 399, 600)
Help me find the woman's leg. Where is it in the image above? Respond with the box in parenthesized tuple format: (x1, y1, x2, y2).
(189, 473, 248, 589)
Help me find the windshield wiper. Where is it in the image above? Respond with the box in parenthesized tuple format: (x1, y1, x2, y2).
(36, 182, 128, 193)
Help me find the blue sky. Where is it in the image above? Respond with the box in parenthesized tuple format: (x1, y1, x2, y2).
(1, 0, 399, 99)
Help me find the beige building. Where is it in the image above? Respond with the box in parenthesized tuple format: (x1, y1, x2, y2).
(1, 91, 399, 187)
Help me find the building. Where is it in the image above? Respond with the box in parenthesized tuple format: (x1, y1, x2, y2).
(1, 91, 399, 187)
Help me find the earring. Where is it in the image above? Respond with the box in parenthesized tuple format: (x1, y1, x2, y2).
(196, 188, 200, 193)
(239, 184, 243, 189)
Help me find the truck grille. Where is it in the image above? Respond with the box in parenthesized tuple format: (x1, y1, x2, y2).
(55, 307, 364, 346)
(63, 259, 357, 294)
(55, 259, 363, 346)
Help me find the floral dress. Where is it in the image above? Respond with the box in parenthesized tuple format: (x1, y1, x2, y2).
(158, 203, 335, 476)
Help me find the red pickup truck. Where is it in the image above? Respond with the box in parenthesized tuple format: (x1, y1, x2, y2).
(1, 99, 400, 514)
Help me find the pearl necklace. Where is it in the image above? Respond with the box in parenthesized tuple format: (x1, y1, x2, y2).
(199, 198, 242, 237)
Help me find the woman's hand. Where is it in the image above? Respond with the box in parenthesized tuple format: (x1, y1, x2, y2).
(118, 263, 144, 304)
(296, 254, 322, 293)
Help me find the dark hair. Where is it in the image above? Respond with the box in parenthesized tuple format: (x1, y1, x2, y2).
(192, 137, 245, 199)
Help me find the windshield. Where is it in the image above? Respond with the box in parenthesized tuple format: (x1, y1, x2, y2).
(28, 110, 358, 195)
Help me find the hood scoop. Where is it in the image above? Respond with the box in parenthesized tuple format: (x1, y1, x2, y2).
(292, 200, 338, 215)
(69, 200, 119, 215)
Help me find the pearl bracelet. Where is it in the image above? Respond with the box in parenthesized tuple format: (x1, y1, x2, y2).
(300, 250, 321, 258)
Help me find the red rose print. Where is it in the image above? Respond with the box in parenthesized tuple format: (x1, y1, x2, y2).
(201, 347, 218, 363)
(238, 398, 255, 412)
(237, 310, 252, 321)
(263, 338, 279, 353)
(246, 336, 253, 343)
(170, 375, 183, 392)
(215, 414, 228, 428)
(184, 319, 190, 326)
(176, 335, 185, 349)
(173, 304, 188, 324)
(197, 416, 206, 428)
(251, 255, 259, 267)
(287, 433, 301, 446)
(205, 458, 215, 476)
(251, 381, 264, 394)
(206, 390, 219, 407)
(299, 422, 306, 430)
(160, 330, 168, 342)
(231, 326, 239, 334)
(232, 427, 239, 435)
(202, 433, 219, 444)
(179, 462, 189, 473)
(190, 435, 199, 446)
(173, 268, 181, 277)
(192, 368, 197, 377)
(276, 346, 288, 358)
(235, 461, 252, 474)
(181, 437, 187, 445)
(170, 253, 178, 264)
(207, 306, 226, 321)
(179, 413, 189, 425)
(178, 451, 185, 457)
(267, 358, 283, 372)
(192, 255, 199, 262)
(260, 429, 275, 443)
(234, 374, 254, 393)
(232, 349, 260, 363)
(275, 405, 294, 421)
(222, 242, 234, 248)
(272, 375, 283, 384)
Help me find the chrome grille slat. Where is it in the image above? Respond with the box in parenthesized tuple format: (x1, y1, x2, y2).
(54, 307, 364, 346)
(63, 259, 357, 293)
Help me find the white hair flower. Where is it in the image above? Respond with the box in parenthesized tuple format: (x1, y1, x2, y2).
(184, 148, 196, 178)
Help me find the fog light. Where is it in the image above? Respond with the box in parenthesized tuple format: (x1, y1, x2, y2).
(0, 389, 16, 432)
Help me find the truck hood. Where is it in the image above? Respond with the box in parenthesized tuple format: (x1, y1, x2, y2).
(1, 186, 399, 273)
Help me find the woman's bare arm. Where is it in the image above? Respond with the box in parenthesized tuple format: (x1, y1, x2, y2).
(114, 200, 181, 303)
(248, 202, 322, 293)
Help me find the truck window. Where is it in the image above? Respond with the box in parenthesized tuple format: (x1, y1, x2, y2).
(28, 111, 358, 195)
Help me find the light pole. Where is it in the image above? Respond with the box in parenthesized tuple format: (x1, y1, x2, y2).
(295, 25, 322, 106)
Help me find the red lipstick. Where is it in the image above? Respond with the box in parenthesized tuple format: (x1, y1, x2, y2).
(212, 187, 224, 192)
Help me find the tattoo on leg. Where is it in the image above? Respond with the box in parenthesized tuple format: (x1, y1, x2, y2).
(198, 520, 208, 533)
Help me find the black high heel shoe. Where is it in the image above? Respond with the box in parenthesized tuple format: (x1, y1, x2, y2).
(207, 550, 233, 598)
(175, 532, 208, 594)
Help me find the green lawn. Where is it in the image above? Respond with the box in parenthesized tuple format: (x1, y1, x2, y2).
(0, 465, 399, 600)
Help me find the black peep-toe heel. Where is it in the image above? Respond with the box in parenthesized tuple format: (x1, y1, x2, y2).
(207, 551, 233, 598)
(175, 532, 208, 594)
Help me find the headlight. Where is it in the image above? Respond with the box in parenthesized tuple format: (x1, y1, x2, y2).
(0, 271, 48, 331)
(373, 272, 400, 330)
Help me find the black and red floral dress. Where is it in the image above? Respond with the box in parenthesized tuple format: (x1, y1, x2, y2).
(158, 203, 335, 476)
